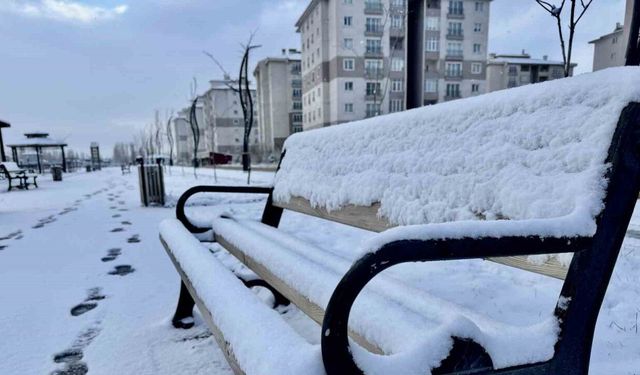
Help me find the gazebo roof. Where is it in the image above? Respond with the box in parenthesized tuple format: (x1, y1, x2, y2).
(0, 120, 10, 128)
(7, 132, 67, 148)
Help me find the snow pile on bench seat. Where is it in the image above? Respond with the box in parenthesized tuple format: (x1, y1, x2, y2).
(274, 67, 640, 237)
(159, 219, 324, 375)
(211, 215, 560, 373)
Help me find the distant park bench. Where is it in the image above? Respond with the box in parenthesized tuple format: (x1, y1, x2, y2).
(0, 162, 38, 191)
(159, 67, 640, 374)
(121, 164, 131, 175)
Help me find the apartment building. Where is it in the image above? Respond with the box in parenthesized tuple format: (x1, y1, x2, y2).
(589, 23, 626, 71)
(295, 0, 490, 130)
(172, 79, 260, 165)
(254, 50, 303, 156)
(424, 0, 491, 103)
(486, 52, 574, 92)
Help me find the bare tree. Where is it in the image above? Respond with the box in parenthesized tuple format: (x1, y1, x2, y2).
(166, 112, 174, 166)
(189, 78, 200, 179)
(535, 0, 594, 77)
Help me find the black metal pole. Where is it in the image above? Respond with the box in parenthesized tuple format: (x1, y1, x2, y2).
(0, 130, 6, 162)
(61, 146, 67, 173)
(36, 146, 42, 174)
(406, 0, 425, 109)
(625, 0, 640, 65)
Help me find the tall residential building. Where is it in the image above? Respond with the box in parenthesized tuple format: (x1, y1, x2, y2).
(171, 79, 260, 166)
(254, 50, 303, 157)
(486, 52, 574, 92)
(295, 0, 490, 131)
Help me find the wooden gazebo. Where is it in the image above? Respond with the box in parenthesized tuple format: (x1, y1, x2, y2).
(7, 132, 68, 173)
(0, 120, 9, 162)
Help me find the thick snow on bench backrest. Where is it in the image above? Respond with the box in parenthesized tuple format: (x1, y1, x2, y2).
(274, 67, 640, 235)
(1, 162, 21, 171)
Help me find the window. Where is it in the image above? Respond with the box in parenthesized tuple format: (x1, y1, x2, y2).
(344, 103, 354, 113)
(292, 88, 302, 98)
(508, 65, 518, 75)
(471, 83, 480, 93)
(449, 0, 464, 15)
(344, 81, 354, 91)
(366, 103, 381, 117)
(343, 38, 353, 49)
(390, 99, 404, 113)
(474, 23, 482, 32)
(179, 135, 188, 141)
(343, 58, 355, 71)
(540, 65, 549, 72)
(475, 1, 484, 11)
(366, 39, 382, 55)
(293, 101, 302, 110)
(365, 59, 383, 76)
(366, 82, 381, 96)
(365, 17, 382, 33)
(391, 79, 403, 92)
(612, 36, 618, 44)
(520, 64, 530, 72)
(445, 62, 462, 77)
(446, 83, 461, 98)
(447, 42, 463, 56)
(426, 16, 439, 31)
(391, 15, 403, 29)
(343, 0, 352, 3)
(292, 113, 303, 122)
(508, 78, 517, 88)
(424, 79, 438, 93)
(473, 43, 482, 54)
(551, 67, 564, 79)
(292, 123, 303, 133)
(471, 63, 482, 74)
(391, 58, 404, 71)
(448, 22, 463, 36)
(343, 16, 352, 26)
(426, 37, 439, 52)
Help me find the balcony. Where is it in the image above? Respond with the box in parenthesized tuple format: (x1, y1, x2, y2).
(365, 68, 384, 79)
(364, 49, 384, 58)
(365, 26, 384, 37)
(389, 26, 405, 37)
(447, 12, 465, 19)
(425, 51, 440, 61)
(446, 32, 464, 40)
(445, 53, 464, 61)
(444, 73, 463, 81)
(364, 2, 384, 14)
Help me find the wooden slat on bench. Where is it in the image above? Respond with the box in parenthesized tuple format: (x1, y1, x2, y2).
(274, 196, 568, 280)
(216, 234, 385, 355)
(160, 236, 246, 375)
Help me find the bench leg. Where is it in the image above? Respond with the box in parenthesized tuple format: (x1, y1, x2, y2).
(32, 177, 38, 188)
(172, 281, 195, 329)
(241, 278, 290, 308)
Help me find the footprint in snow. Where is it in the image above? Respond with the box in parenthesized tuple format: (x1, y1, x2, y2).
(50, 324, 101, 375)
(70, 303, 97, 317)
(108, 265, 135, 276)
(127, 234, 140, 243)
(121, 221, 132, 226)
(101, 248, 121, 262)
(112, 214, 121, 218)
(110, 228, 124, 233)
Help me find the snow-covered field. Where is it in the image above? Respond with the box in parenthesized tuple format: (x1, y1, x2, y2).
(1, 167, 639, 374)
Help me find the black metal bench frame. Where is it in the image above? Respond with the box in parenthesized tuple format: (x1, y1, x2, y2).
(0, 164, 28, 191)
(166, 102, 640, 375)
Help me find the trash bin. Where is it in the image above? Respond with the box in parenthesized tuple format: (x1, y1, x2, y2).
(85, 165, 92, 172)
(51, 166, 63, 181)
(137, 159, 165, 207)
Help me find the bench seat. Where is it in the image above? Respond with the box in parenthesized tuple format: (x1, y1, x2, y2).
(161, 215, 564, 373)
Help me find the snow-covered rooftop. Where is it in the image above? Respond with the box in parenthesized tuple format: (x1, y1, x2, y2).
(488, 56, 565, 66)
(7, 132, 67, 147)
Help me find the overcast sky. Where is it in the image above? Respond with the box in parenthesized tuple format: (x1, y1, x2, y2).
(0, 0, 627, 156)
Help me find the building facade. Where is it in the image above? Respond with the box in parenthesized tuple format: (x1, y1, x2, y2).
(486, 52, 573, 92)
(589, 23, 625, 71)
(295, 0, 490, 130)
(171, 79, 260, 166)
(254, 51, 303, 157)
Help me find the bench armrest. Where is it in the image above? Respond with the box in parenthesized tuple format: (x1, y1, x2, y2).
(176, 185, 273, 233)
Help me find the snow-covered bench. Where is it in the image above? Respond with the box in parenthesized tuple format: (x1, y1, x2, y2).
(159, 67, 640, 375)
(0, 162, 37, 191)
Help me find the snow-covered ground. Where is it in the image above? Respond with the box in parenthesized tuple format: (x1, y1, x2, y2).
(1, 167, 639, 374)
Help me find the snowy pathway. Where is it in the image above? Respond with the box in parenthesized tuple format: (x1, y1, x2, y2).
(0, 169, 233, 375)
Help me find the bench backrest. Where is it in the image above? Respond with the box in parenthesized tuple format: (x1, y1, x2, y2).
(273, 67, 640, 239)
(0, 162, 23, 177)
